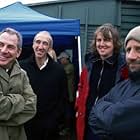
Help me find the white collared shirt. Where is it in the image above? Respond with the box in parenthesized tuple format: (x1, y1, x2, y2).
(40, 58, 49, 70)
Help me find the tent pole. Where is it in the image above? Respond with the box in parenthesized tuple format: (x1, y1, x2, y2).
(78, 36, 82, 75)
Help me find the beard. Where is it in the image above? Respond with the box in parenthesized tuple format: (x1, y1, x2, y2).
(127, 60, 140, 81)
(129, 69, 140, 81)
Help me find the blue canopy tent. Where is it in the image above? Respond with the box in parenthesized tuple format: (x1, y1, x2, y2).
(0, 2, 82, 74)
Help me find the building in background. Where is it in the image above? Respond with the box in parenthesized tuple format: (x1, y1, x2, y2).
(29, 0, 140, 65)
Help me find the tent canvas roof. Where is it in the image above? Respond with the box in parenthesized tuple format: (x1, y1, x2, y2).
(0, 2, 58, 21)
(0, 2, 80, 47)
(0, 2, 82, 75)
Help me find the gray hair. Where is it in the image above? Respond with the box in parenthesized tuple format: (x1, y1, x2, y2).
(34, 31, 53, 48)
(0, 27, 23, 48)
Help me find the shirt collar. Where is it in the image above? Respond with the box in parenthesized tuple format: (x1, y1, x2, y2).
(40, 58, 49, 70)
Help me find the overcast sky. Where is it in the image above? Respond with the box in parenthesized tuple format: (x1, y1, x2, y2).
(0, 0, 57, 8)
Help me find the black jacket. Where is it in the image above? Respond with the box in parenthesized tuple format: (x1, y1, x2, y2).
(20, 55, 68, 137)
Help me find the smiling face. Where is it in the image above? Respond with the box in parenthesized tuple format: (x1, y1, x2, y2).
(125, 39, 140, 73)
(92, 24, 121, 59)
(96, 32, 114, 60)
(33, 31, 52, 60)
(0, 32, 21, 69)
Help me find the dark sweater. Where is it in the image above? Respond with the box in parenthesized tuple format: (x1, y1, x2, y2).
(20, 55, 68, 133)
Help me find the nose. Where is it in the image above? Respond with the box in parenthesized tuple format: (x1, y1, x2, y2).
(0, 45, 8, 53)
(127, 49, 137, 60)
(100, 40, 105, 46)
(38, 42, 44, 48)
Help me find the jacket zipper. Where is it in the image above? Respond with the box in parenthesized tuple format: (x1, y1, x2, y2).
(94, 60, 104, 105)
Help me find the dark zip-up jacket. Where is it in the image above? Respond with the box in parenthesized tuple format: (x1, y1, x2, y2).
(75, 53, 128, 140)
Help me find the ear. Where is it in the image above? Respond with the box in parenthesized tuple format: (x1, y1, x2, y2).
(16, 48, 22, 58)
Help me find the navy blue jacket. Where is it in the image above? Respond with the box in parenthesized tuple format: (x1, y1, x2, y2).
(89, 78, 140, 140)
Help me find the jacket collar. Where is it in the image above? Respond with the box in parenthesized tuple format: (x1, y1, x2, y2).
(92, 54, 118, 65)
(0, 60, 21, 82)
(86, 52, 127, 83)
(29, 54, 53, 68)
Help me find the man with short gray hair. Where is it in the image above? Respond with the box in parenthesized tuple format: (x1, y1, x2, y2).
(0, 27, 37, 140)
(20, 30, 68, 140)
